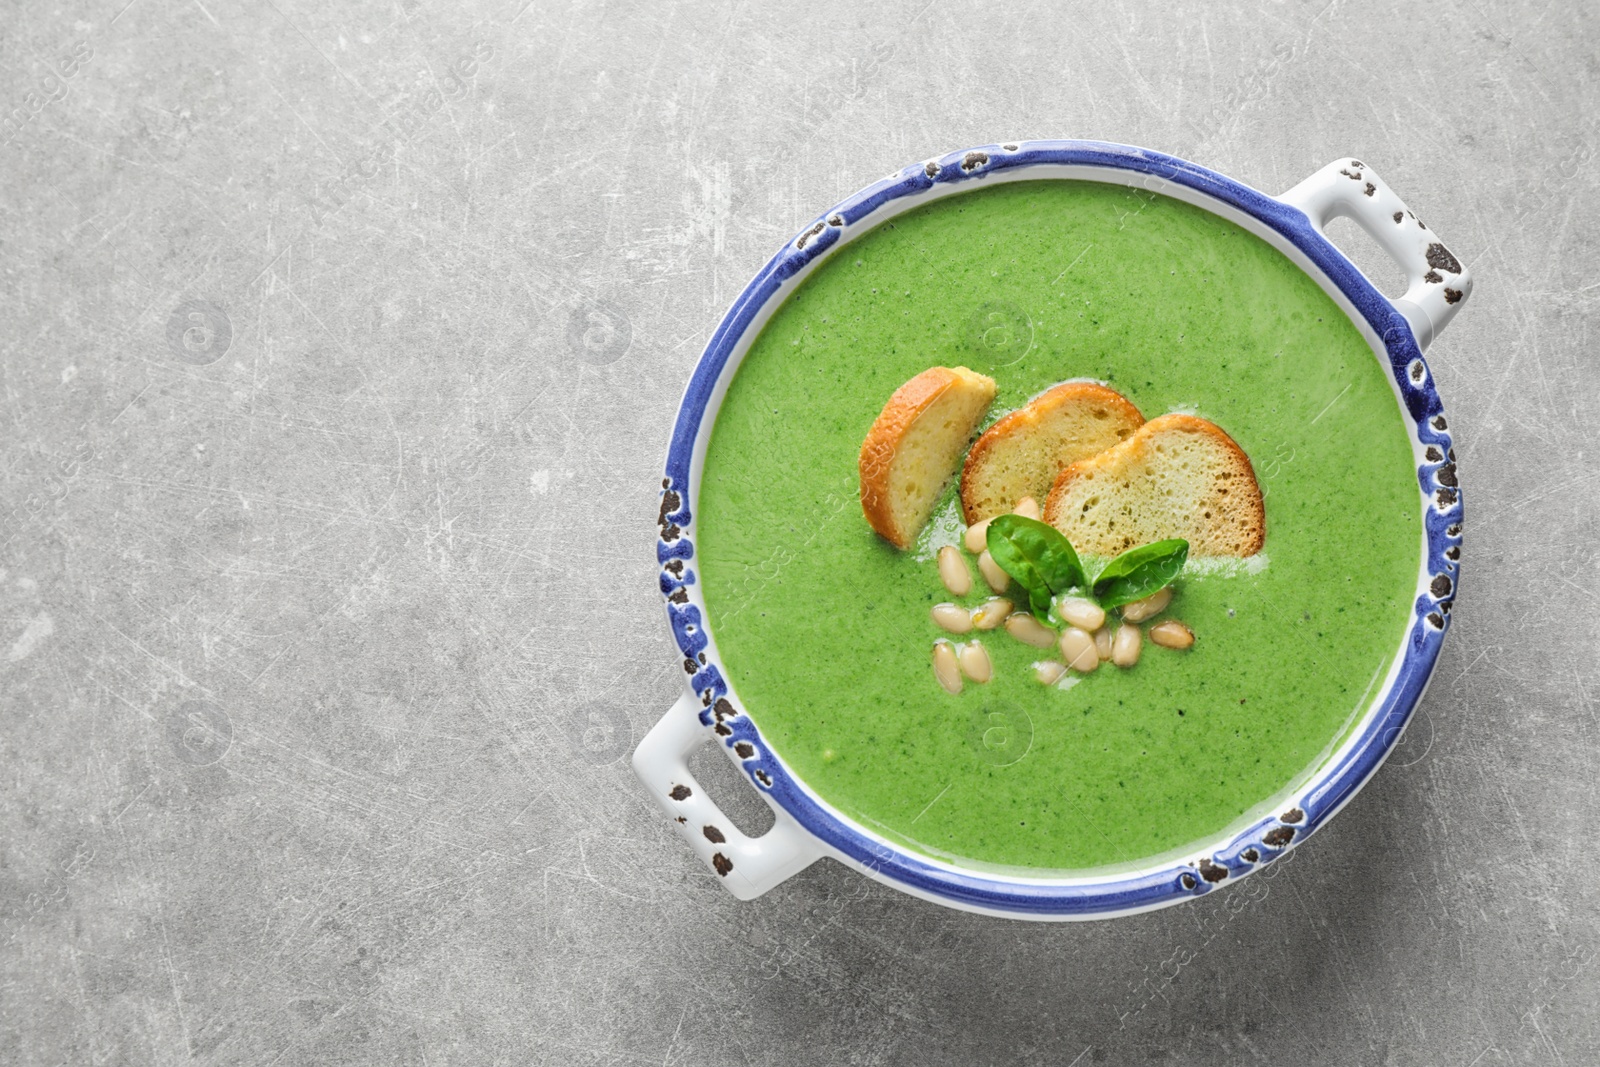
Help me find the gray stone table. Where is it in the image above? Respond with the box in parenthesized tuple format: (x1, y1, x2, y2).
(3, 1, 1596, 1063)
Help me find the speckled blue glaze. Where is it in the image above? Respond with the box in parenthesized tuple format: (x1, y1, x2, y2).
(654, 140, 1462, 917)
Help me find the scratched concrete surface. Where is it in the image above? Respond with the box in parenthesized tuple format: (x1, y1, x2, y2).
(1, 0, 1596, 1063)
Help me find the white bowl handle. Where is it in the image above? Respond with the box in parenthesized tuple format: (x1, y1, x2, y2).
(1279, 158, 1472, 351)
(632, 691, 824, 899)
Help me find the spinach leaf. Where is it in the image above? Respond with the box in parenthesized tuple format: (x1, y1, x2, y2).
(1092, 538, 1189, 610)
(985, 515, 1089, 616)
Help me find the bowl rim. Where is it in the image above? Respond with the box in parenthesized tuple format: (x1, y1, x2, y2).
(655, 139, 1461, 918)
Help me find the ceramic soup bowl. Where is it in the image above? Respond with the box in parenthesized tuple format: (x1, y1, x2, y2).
(634, 141, 1468, 920)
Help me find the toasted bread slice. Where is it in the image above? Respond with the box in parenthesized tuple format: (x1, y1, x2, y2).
(860, 366, 997, 549)
(1043, 413, 1265, 557)
(959, 382, 1145, 524)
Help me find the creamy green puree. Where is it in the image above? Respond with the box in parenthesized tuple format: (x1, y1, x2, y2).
(696, 180, 1419, 873)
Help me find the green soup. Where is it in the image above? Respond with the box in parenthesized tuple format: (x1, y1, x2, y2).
(696, 180, 1419, 873)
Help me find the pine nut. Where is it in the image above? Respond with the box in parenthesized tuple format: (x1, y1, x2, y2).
(1121, 587, 1172, 623)
(1013, 496, 1042, 520)
(938, 545, 972, 597)
(958, 639, 992, 682)
(1058, 595, 1105, 631)
(1149, 619, 1195, 650)
(1111, 624, 1141, 667)
(1032, 660, 1067, 685)
(978, 550, 1010, 593)
(931, 602, 973, 634)
(964, 518, 993, 554)
(971, 597, 1013, 630)
(933, 640, 963, 693)
(1005, 612, 1058, 648)
(1060, 626, 1099, 672)
(1095, 625, 1113, 660)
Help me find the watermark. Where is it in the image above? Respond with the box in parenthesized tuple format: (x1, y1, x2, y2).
(1470, 943, 1595, 1064)
(1, 40, 94, 150)
(165, 298, 233, 365)
(969, 701, 1033, 767)
(801, 42, 897, 128)
(1204, 41, 1296, 133)
(1113, 844, 1301, 1029)
(305, 41, 497, 228)
(13, 442, 95, 527)
(165, 699, 233, 766)
(7, 840, 97, 947)
(965, 300, 1033, 371)
(1259, 440, 1298, 481)
(1485, 134, 1595, 263)
(716, 488, 852, 623)
(566, 702, 633, 765)
(566, 298, 633, 366)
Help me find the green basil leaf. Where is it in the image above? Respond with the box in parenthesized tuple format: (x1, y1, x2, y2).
(1092, 538, 1189, 610)
(982, 516, 1050, 609)
(985, 515, 1089, 606)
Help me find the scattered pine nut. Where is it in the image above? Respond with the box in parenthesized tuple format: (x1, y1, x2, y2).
(958, 640, 992, 682)
(1058, 595, 1105, 631)
(1013, 496, 1042, 520)
(1094, 626, 1113, 660)
(1149, 619, 1195, 650)
(931, 602, 973, 634)
(1060, 626, 1099, 672)
(978, 550, 1010, 593)
(964, 518, 993, 554)
(1005, 612, 1058, 648)
(1111, 624, 1141, 667)
(1121, 587, 1173, 623)
(938, 545, 972, 596)
(971, 597, 1013, 630)
(1032, 660, 1067, 685)
(933, 639, 963, 693)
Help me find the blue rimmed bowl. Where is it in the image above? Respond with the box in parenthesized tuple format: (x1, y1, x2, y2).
(634, 140, 1468, 920)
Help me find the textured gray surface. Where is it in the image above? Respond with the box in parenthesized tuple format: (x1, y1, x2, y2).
(2, 0, 1597, 1063)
